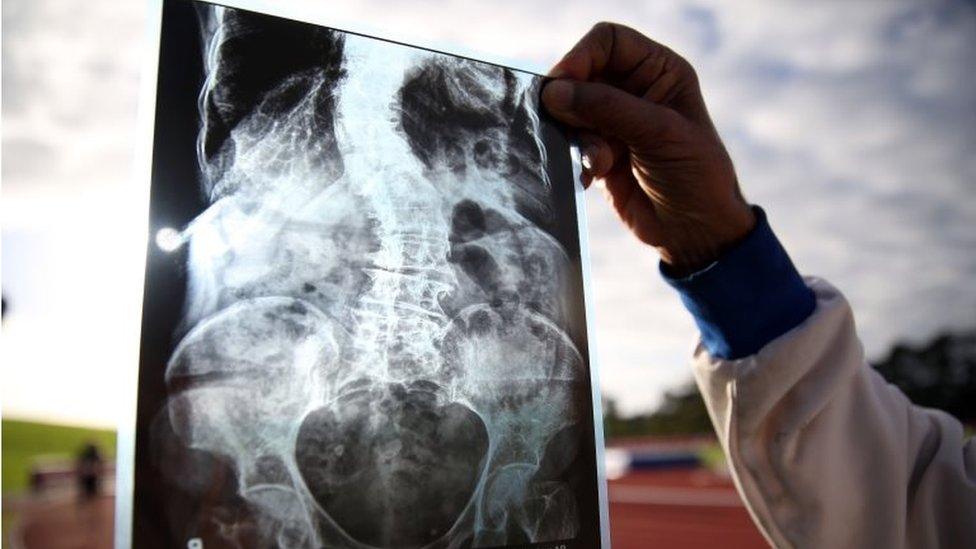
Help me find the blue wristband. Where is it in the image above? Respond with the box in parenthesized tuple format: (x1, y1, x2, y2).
(661, 207, 816, 360)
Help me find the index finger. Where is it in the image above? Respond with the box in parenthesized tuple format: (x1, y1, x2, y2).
(548, 22, 670, 82)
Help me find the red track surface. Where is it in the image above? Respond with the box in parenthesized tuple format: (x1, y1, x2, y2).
(12, 495, 114, 549)
(608, 470, 767, 548)
(10, 469, 767, 548)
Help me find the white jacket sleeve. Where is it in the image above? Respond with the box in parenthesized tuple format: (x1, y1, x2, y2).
(693, 277, 976, 548)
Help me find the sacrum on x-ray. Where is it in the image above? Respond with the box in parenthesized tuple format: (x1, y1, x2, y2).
(128, 1, 606, 547)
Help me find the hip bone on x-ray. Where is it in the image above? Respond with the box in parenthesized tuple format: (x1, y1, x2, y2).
(132, 1, 605, 548)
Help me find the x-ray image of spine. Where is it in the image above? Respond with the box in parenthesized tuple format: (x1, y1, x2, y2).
(159, 6, 586, 548)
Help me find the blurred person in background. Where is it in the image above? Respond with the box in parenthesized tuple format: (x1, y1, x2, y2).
(76, 441, 103, 501)
(541, 22, 975, 548)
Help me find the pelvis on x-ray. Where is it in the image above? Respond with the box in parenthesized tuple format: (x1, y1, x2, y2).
(154, 5, 588, 548)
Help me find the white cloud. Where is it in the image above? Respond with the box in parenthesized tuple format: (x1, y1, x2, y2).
(697, 0, 976, 359)
(2, 0, 974, 425)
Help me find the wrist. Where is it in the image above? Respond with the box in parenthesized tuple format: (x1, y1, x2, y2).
(659, 202, 756, 276)
(660, 206, 815, 359)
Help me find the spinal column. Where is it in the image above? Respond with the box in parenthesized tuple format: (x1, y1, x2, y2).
(332, 40, 456, 383)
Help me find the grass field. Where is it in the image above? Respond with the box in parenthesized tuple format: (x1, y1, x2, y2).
(699, 442, 728, 472)
(2, 419, 116, 494)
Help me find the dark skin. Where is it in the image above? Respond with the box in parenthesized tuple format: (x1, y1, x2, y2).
(541, 22, 756, 275)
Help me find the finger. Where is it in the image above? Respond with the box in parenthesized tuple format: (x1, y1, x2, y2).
(578, 132, 630, 183)
(547, 22, 678, 83)
(546, 23, 711, 126)
(542, 79, 684, 148)
(576, 131, 613, 179)
(600, 165, 662, 246)
(580, 170, 594, 190)
(599, 164, 638, 215)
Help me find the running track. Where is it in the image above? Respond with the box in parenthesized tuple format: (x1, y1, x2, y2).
(12, 469, 767, 548)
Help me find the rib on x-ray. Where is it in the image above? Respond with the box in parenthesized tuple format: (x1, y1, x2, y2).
(135, 2, 601, 548)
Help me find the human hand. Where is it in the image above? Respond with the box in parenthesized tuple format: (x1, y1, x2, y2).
(542, 23, 755, 274)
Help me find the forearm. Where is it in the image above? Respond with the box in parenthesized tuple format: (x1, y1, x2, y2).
(695, 280, 976, 548)
(665, 211, 976, 548)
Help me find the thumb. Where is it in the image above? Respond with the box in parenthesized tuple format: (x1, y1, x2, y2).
(542, 79, 681, 147)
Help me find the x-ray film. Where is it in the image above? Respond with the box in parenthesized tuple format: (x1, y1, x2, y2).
(122, 1, 609, 547)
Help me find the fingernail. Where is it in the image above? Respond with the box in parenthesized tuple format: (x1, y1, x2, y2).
(581, 147, 595, 171)
(542, 79, 574, 112)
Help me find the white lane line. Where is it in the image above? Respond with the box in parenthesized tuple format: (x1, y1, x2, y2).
(609, 485, 745, 507)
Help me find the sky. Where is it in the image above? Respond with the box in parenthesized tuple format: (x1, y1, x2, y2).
(2, 0, 975, 427)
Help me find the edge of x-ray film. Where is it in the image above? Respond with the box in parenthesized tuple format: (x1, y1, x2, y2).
(570, 143, 613, 549)
(197, 0, 545, 75)
(115, 0, 163, 546)
(118, 1, 611, 546)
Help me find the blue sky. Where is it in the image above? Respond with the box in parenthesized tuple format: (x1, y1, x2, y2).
(2, 0, 975, 426)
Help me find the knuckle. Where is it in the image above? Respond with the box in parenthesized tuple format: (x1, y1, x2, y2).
(660, 108, 685, 134)
(615, 23, 649, 43)
(590, 21, 617, 36)
(680, 58, 699, 82)
(669, 51, 699, 80)
(588, 21, 617, 58)
(638, 107, 684, 143)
